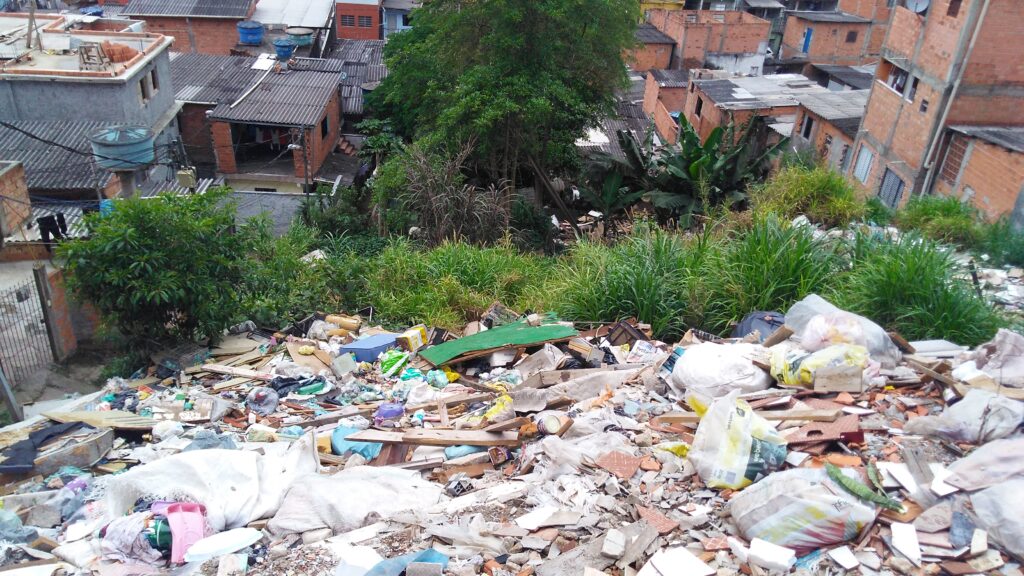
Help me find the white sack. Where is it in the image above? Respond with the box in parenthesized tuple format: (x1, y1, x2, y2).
(669, 342, 771, 399)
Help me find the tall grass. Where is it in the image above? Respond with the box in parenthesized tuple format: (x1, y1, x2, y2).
(974, 218, 1024, 267)
(701, 214, 840, 334)
(750, 165, 865, 228)
(894, 196, 979, 246)
(834, 232, 1004, 346)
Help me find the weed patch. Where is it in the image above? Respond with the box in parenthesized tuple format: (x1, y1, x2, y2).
(751, 165, 865, 228)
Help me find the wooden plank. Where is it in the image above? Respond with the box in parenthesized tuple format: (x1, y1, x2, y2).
(405, 392, 493, 414)
(286, 342, 330, 373)
(201, 364, 273, 381)
(813, 365, 864, 393)
(762, 325, 794, 348)
(212, 377, 253, 391)
(951, 380, 1024, 400)
(655, 408, 842, 425)
(43, 410, 157, 430)
(126, 376, 160, 389)
(346, 428, 520, 447)
(225, 349, 265, 367)
(484, 416, 530, 432)
(210, 339, 260, 357)
(519, 364, 646, 389)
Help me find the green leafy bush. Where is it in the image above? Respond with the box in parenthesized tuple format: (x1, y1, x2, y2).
(58, 188, 248, 344)
(894, 196, 979, 245)
(834, 231, 1004, 345)
(751, 165, 865, 228)
(864, 197, 894, 226)
(974, 218, 1024, 267)
(300, 184, 369, 235)
(701, 214, 840, 334)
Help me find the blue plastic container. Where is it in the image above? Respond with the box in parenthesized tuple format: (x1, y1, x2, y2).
(338, 333, 397, 363)
(80, 5, 103, 16)
(88, 126, 155, 171)
(236, 21, 264, 46)
(273, 38, 297, 61)
(285, 27, 314, 46)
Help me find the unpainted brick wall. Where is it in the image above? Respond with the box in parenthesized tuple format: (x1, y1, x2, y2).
(934, 138, 1024, 221)
(43, 270, 78, 362)
(142, 17, 243, 55)
(0, 163, 30, 236)
(647, 10, 769, 70)
(627, 44, 672, 72)
(336, 2, 381, 40)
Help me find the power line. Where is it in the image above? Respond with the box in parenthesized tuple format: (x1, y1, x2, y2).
(0, 121, 175, 169)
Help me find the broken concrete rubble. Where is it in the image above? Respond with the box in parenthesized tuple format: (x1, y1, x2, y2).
(0, 304, 1022, 575)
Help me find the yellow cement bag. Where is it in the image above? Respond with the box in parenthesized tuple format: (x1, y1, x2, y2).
(770, 344, 869, 388)
(687, 391, 787, 490)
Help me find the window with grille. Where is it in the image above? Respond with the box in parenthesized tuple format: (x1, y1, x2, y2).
(340, 15, 355, 26)
(878, 168, 906, 209)
(940, 133, 968, 184)
(853, 145, 874, 184)
(358, 15, 372, 27)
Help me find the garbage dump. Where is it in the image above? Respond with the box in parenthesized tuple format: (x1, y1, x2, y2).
(1, 298, 1023, 576)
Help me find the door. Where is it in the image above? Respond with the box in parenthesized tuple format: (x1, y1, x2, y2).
(802, 27, 814, 53)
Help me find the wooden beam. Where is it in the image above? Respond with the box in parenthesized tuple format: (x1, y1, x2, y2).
(200, 364, 273, 381)
(654, 408, 842, 425)
(345, 428, 520, 447)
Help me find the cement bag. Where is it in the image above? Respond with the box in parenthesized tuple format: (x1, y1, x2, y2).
(903, 388, 1024, 444)
(770, 344, 869, 388)
(799, 313, 866, 352)
(970, 477, 1024, 558)
(945, 436, 1024, 491)
(669, 342, 772, 399)
(687, 390, 787, 490)
(969, 328, 1024, 388)
(728, 467, 876, 556)
(786, 294, 900, 368)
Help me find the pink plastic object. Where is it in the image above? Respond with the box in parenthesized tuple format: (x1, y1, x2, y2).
(165, 502, 208, 564)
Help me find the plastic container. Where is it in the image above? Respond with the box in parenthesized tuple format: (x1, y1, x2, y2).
(236, 21, 264, 46)
(273, 38, 297, 61)
(165, 502, 207, 564)
(373, 402, 404, 427)
(88, 126, 155, 170)
(285, 26, 314, 46)
(339, 333, 397, 363)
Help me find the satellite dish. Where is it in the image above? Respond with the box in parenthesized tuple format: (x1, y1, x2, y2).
(905, 0, 930, 13)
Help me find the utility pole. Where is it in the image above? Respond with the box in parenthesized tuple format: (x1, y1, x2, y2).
(302, 129, 310, 194)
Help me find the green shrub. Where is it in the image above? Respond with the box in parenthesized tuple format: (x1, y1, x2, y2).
(834, 232, 1004, 346)
(547, 225, 714, 340)
(57, 188, 248, 344)
(751, 165, 865, 228)
(701, 214, 839, 334)
(974, 218, 1024, 267)
(864, 197, 894, 226)
(300, 185, 369, 235)
(894, 196, 979, 245)
(510, 198, 559, 254)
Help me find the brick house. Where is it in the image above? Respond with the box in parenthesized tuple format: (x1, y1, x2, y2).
(792, 89, 869, 172)
(0, 162, 30, 238)
(629, 24, 676, 72)
(643, 69, 691, 144)
(780, 11, 873, 66)
(120, 0, 257, 55)
(171, 53, 343, 192)
(682, 73, 829, 143)
(848, 0, 1024, 213)
(932, 127, 1024, 224)
(646, 9, 771, 75)
(336, 0, 381, 40)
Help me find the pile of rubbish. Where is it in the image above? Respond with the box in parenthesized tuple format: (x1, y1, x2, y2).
(2, 296, 1024, 576)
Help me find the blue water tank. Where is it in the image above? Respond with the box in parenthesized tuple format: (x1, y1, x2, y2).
(273, 38, 297, 61)
(80, 5, 103, 16)
(285, 27, 314, 46)
(237, 21, 264, 46)
(88, 126, 155, 171)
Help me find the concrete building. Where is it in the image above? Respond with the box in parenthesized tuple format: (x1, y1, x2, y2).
(849, 0, 1024, 212)
(643, 69, 691, 144)
(381, 0, 416, 37)
(336, 0, 381, 40)
(629, 24, 676, 72)
(120, 0, 257, 55)
(792, 89, 868, 171)
(646, 9, 771, 76)
(681, 73, 829, 143)
(0, 13, 179, 197)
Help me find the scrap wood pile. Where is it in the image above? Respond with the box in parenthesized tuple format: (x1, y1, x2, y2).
(2, 297, 1024, 576)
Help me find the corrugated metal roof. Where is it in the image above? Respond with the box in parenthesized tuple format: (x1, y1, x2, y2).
(797, 89, 868, 121)
(694, 73, 829, 110)
(328, 39, 385, 66)
(251, 0, 333, 28)
(950, 126, 1024, 155)
(121, 0, 251, 18)
(327, 40, 388, 115)
(744, 0, 784, 8)
(0, 121, 115, 192)
(635, 23, 674, 45)
(788, 11, 870, 23)
(811, 64, 874, 90)
(651, 69, 690, 88)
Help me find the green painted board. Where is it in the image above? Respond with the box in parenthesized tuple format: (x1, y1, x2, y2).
(419, 322, 578, 366)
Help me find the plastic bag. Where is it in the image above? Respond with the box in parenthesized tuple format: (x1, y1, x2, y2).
(687, 390, 787, 490)
(903, 388, 1024, 444)
(969, 477, 1024, 558)
(968, 328, 1024, 388)
(728, 467, 876, 556)
(798, 313, 866, 352)
(332, 427, 383, 461)
(670, 342, 772, 399)
(380, 349, 409, 378)
(770, 344, 869, 388)
(786, 294, 900, 368)
(246, 387, 279, 416)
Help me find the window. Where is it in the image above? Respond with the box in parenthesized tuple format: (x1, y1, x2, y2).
(885, 62, 909, 94)
(358, 15, 372, 27)
(401, 13, 411, 26)
(689, 83, 695, 93)
(845, 30, 858, 43)
(712, 13, 725, 23)
(254, 187, 277, 192)
(695, 96, 704, 118)
(853, 145, 874, 183)
(685, 13, 697, 23)
(920, 98, 929, 113)
(139, 76, 151, 103)
(340, 15, 355, 26)
(150, 69, 159, 93)
(321, 116, 329, 138)
(839, 144, 851, 172)
(906, 77, 919, 102)
(801, 115, 815, 140)
(947, 0, 962, 17)
(878, 168, 906, 209)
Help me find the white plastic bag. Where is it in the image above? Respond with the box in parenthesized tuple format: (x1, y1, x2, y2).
(968, 328, 1024, 388)
(687, 391, 787, 490)
(670, 342, 771, 399)
(786, 294, 900, 368)
(903, 388, 1024, 444)
(970, 477, 1024, 558)
(799, 313, 866, 352)
(770, 344, 870, 388)
(728, 467, 877, 556)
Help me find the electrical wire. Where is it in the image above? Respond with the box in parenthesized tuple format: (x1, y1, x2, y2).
(0, 121, 176, 169)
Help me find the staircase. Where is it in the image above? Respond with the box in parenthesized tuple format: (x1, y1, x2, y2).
(336, 134, 358, 156)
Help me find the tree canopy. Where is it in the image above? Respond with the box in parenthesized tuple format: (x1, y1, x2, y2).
(368, 0, 640, 185)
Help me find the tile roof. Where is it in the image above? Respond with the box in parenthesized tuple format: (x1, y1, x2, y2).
(950, 126, 1024, 155)
(0, 121, 115, 192)
(788, 11, 870, 23)
(651, 69, 690, 88)
(121, 0, 252, 18)
(171, 53, 344, 126)
(635, 24, 675, 45)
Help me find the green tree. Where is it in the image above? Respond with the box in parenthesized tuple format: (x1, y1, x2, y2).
(368, 0, 639, 187)
(57, 188, 248, 344)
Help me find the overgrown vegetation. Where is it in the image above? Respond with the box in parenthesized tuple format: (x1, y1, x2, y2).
(894, 196, 979, 246)
(751, 165, 865, 228)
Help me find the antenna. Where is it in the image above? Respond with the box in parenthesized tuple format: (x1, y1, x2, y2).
(905, 0, 930, 13)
